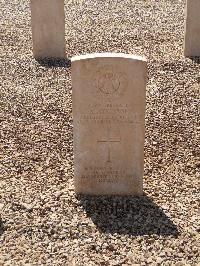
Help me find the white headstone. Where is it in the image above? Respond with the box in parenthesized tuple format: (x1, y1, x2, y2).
(30, 0, 66, 59)
(184, 0, 200, 56)
(72, 53, 147, 195)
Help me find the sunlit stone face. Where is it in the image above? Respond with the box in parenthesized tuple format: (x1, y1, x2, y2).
(72, 53, 147, 195)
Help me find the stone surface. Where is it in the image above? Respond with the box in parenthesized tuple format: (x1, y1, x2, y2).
(184, 0, 200, 56)
(30, 0, 66, 59)
(72, 53, 147, 195)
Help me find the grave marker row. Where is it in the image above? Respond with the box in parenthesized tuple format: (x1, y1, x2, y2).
(30, 0, 200, 59)
(29, 0, 199, 195)
(30, 1, 148, 195)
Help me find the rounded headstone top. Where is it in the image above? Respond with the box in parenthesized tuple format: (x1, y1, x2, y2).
(71, 53, 146, 62)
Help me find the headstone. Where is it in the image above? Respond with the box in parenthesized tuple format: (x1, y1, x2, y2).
(72, 53, 147, 195)
(30, 0, 66, 59)
(184, 0, 200, 56)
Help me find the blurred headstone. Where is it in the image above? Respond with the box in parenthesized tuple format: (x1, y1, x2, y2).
(184, 0, 200, 56)
(30, 0, 66, 59)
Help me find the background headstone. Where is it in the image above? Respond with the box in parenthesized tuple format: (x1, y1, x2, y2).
(30, 0, 66, 59)
(184, 0, 200, 56)
(72, 53, 147, 195)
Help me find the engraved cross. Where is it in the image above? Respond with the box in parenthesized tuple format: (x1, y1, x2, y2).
(97, 127, 121, 163)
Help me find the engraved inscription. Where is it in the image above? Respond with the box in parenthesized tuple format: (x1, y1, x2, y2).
(79, 166, 135, 184)
(76, 102, 143, 125)
(97, 126, 121, 163)
(76, 113, 142, 124)
(98, 71, 120, 94)
(93, 66, 128, 99)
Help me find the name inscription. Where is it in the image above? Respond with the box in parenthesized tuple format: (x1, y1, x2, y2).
(77, 103, 142, 125)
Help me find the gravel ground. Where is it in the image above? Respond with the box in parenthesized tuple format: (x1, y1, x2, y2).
(0, 0, 199, 265)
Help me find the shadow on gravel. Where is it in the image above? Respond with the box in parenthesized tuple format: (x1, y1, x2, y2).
(189, 57, 200, 64)
(36, 58, 71, 68)
(78, 195, 179, 236)
(0, 218, 5, 237)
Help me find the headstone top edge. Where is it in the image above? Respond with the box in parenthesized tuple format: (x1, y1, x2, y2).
(71, 53, 147, 63)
